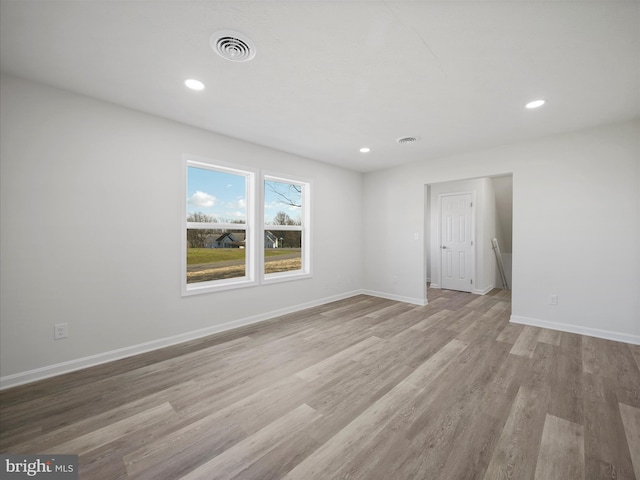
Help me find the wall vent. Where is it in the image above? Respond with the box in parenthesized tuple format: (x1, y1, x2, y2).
(210, 30, 256, 62)
(397, 136, 419, 144)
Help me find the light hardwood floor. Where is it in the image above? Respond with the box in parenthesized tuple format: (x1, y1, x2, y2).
(1, 289, 639, 479)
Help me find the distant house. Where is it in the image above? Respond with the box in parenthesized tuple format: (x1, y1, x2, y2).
(205, 232, 246, 248)
(202, 231, 279, 248)
(265, 231, 278, 249)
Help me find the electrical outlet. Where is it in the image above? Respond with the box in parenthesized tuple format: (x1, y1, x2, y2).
(54, 323, 68, 340)
(549, 294, 558, 306)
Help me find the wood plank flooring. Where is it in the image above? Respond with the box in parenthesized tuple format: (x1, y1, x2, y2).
(1, 288, 639, 479)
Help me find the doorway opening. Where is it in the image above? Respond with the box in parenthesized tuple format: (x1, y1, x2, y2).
(425, 174, 513, 299)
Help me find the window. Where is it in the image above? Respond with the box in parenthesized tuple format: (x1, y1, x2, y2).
(263, 176, 311, 283)
(182, 156, 310, 295)
(183, 158, 257, 295)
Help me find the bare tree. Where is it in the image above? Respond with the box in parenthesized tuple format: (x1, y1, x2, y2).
(188, 212, 215, 223)
(187, 212, 216, 248)
(271, 211, 301, 248)
(273, 211, 293, 225)
(266, 182, 301, 208)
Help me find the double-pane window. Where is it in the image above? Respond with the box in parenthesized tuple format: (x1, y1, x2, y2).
(183, 156, 310, 295)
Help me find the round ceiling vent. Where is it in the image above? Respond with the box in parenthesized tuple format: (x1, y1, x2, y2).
(397, 136, 419, 144)
(210, 30, 256, 62)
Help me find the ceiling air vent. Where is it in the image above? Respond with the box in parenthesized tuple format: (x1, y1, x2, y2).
(210, 30, 256, 62)
(397, 136, 419, 144)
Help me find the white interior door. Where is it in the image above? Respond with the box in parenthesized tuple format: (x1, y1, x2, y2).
(440, 193, 473, 292)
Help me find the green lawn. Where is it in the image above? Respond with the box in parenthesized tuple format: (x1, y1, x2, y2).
(265, 249, 298, 258)
(187, 248, 297, 265)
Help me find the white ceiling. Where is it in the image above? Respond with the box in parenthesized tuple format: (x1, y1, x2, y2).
(1, 1, 638, 172)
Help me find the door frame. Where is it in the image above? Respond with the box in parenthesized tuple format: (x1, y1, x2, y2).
(435, 190, 476, 292)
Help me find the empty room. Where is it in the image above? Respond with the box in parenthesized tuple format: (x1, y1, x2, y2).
(1, 1, 639, 479)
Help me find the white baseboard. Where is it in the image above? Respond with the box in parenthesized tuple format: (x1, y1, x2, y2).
(510, 314, 640, 345)
(0, 290, 363, 390)
(361, 289, 427, 306)
(473, 284, 494, 295)
(429, 283, 440, 289)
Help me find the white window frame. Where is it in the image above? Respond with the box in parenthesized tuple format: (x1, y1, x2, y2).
(261, 173, 312, 285)
(182, 155, 258, 296)
(182, 156, 312, 296)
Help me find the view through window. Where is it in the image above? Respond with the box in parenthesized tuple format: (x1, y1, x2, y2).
(183, 157, 310, 295)
(264, 179, 304, 276)
(185, 164, 252, 290)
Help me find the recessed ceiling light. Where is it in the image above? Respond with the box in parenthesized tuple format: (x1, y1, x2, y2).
(525, 99, 545, 109)
(185, 79, 205, 91)
(359, 147, 371, 153)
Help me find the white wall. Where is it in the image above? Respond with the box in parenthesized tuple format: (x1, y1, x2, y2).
(0, 74, 363, 385)
(492, 175, 513, 289)
(480, 177, 497, 293)
(425, 185, 431, 282)
(492, 175, 513, 252)
(363, 120, 640, 344)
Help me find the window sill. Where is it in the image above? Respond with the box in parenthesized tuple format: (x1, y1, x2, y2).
(182, 278, 258, 296)
(262, 271, 312, 286)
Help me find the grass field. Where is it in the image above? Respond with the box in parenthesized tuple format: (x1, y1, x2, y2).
(186, 248, 302, 283)
(187, 248, 296, 265)
(186, 258, 302, 283)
